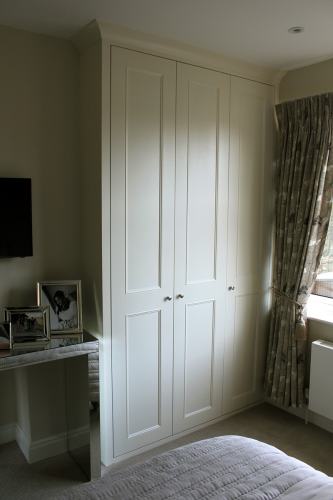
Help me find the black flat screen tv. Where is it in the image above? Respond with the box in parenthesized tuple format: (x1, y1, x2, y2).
(0, 178, 33, 257)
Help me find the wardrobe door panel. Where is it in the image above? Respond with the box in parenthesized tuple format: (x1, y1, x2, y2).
(111, 47, 176, 456)
(126, 310, 161, 436)
(223, 76, 274, 414)
(184, 300, 215, 416)
(186, 83, 219, 283)
(126, 69, 163, 292)
(173, 63, 230, 433)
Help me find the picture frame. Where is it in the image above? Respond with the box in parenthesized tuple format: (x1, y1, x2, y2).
(4, 307, 50, 346)
(37, 280, 83, 334)
(0, 322, 12, 349)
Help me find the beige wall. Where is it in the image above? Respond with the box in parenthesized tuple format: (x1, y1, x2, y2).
(279, 58, 333, 102)
(0, 25, 80, 313)
(0, 26, 80, 434)
(79, 42, 102, 337)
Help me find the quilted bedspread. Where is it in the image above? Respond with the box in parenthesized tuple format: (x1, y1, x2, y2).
(57, 435, 333, 499)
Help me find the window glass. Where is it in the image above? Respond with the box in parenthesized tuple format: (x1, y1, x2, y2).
(312, 209, 333, 298)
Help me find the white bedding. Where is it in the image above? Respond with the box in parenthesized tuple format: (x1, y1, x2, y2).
(57, 435, 333, 499)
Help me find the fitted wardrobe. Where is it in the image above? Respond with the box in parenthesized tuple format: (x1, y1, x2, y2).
(77, 22, 274, 465)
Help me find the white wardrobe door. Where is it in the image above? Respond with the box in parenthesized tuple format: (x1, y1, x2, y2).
(110, 47, 176, 456)
(173, 63, 230, 434)
(223, 76, 274, 414)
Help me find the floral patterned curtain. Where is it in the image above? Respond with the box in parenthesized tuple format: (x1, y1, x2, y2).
(265, 93, 333, 407)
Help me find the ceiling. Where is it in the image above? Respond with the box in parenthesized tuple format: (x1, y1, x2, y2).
(1, 0, 333, 70)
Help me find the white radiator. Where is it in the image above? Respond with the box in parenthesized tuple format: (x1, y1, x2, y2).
(308, 340, 333, 420)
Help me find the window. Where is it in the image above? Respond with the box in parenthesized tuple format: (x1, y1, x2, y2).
(312, 208, 333, 299)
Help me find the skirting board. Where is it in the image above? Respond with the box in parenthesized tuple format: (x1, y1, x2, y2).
(0, 423, 89, 463)
(266, 399, 333, 434)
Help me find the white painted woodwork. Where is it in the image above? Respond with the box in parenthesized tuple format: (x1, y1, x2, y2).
(126, 66, 162, 292)
(110, 47, 176, 456)
(108, 46, 273, 458)
(184, 301, 215, 415)
(126, 311, 161, 435)
(173, 63, 229, 433)
(223, 76, 273, 414)
(309, 340, 333, 421)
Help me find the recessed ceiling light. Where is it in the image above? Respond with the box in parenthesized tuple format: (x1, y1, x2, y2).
(288, 26, 305, 34)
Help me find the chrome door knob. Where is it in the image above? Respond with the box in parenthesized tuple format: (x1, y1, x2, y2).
(228, 286, 235, 291)
(164, 296, 172, 301)
(177, 294, 184, 299)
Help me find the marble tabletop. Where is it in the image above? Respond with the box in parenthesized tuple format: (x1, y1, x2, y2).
(0, 331, 99, 371)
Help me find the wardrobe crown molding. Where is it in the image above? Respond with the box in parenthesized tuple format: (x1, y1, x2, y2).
(72, 19, 283, 87)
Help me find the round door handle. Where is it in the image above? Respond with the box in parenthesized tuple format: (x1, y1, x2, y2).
(177, 294, 184, 299)
(164, 296, 172, 301)
(228, 286, 235, 291)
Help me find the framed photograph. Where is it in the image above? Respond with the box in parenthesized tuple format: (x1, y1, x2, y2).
(0, 322, 11, 349)
(4, 307, 50, 345)
(37, 280, 82, 334)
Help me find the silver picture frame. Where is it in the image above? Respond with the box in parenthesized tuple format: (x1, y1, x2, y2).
(37, 280, 83, 335)
(4, 307, 50, 346)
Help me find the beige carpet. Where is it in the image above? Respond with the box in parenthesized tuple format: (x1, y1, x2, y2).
(1, 403, 333, 499)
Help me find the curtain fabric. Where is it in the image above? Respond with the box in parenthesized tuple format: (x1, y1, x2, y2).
(265, 93, 333, 408)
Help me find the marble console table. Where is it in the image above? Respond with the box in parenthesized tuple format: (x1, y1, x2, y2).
(0, 332, 101, 480)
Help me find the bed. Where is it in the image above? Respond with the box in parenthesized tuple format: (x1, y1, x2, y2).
(58, 435, 333, 499)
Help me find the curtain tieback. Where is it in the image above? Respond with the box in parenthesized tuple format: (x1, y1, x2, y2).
(270, 286, 303, 309)
(271, 287, 307, 340)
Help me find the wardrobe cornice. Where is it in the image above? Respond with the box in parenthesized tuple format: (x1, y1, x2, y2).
(73, 19, 283, 87)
